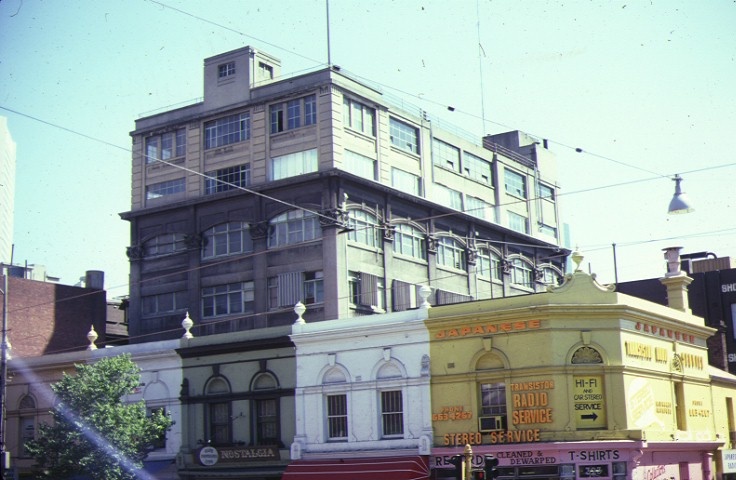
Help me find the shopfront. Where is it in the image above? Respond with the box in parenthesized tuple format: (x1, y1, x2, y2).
(432, 441, 720, 480)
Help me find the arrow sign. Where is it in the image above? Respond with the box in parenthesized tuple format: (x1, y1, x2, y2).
(581, 413, 598, 421)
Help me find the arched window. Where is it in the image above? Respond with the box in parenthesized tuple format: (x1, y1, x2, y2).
(268, 210, 321, 248)
(510, 258, 534, 288)
(202, 222, 252, 259)
(393, 224, 426, 260)
(541, 266, 562, 286)
(251, 373, 280, 446)
(19, 395, 36, 456)
(205, 378, 231, 445)
(475, 353, 507, 432)
(347, 209, 381, 248)
(436, 236, 466, 270)
(477, 248, 501, 281)
(571, 346, 603, 364)
(143, 233, 187, 257)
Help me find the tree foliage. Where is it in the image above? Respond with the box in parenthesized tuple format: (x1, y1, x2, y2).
(25, 354, 173, 480)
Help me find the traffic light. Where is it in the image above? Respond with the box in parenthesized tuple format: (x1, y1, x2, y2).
(484, 454, 499, 480)
(448, 454, 464, 480)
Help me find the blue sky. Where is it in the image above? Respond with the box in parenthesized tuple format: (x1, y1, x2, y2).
(1, 0, 735, 298)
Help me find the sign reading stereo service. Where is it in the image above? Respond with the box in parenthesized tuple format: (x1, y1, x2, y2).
(573, 376, 606, 429)
(198, 445, 280, 465)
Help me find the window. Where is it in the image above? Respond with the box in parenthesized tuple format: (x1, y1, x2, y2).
(435, 184, 463, 211)
(464, 152, 493, 185)
(202, 282, 254, 318)
(209, 402, 231, 445)
(393, 224, 426, 260)
(269, 149, 318, 181)
(258, 61, 273, 79)
(271, 94, 317, 133)
(538, 183, 555, 200)
(348, 271, 385, 310)
(204, 112, 251, 149)
(541, 267, 560, 286)
(268, 210, 321, 248)
(508, 212, 529, 234)
(206, 378, 231, 446)
(145, 128, 186, 164)
(343, 97, 375, 136)
(437, 237, 466, 270)
(477, 249, 502, 281)
(202, 222, 253, 258)
(147, 407, 167, 449)
(327, 394, 348, 440)
(510, 258, 534, 288)
(143, 233, 187, 257)
(432, 139, 460, 172)
(19, 395, 36, 457)
(389, 118, 419, 154)
(304, 271, 324, 305)
(268, 271, 324, 308)
(381, 391, 404, 437)
(344, 150, 376, 180)
(539, 224, 557, 238)
(142, 291, 187, 316)
(218, 61, 235, 78)
(254, 399, 279, 445)
(466, 196, 494, 221)
(205, 164, 251, 194)
(146, 178, 185, 200)
(480, 382, 507, 429)
(347, 209, 381, 248)
(504, 169, 527, 198)
(391, 168, 421, 196)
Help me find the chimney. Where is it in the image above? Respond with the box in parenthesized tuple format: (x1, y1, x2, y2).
(659, 247, 692, 313)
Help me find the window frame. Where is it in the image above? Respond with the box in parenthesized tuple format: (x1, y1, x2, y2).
(380, 390, 404, 438)
(269, 149, 318, 181)
(432, 138, 461, 172)
(326, 394, 349, 441)
(510, 258, 534, 288)
(463, 151, 493, 186)
(508, 211, 529, 234)
(436, 236, 466, 270)
(504, 168, 527, 198)
(270, 94, 317, 134)
(267, 210, 321, 248)
(145, 178, 185, 200)
(145, 128, 186, 164)
(344, 150, 376, 180)
(141, 291, 187, 317)
(393, 223, 426, 260)
(347, 209, 381, 249)
(201, 281, 255, 318)
(343, 97, 376, 136)
(218, 61, 235, 78)
(479, 381, 508, 428)
(477, 248, 502, 281)
(389, 117, 420, 154)
(202, 222, 253, 259)
(204, 112, 251, 150)
(391, 168, 421, 196)
(204, 164, 251, 194)
(143, 233, 188, 257)
(254, 398, 280, 446)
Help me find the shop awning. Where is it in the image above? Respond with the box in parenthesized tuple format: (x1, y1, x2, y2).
(282, 456, 429, 480)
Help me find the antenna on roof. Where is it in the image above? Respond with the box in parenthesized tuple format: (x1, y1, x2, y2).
(476, 0, 487, 133)
(326, 0, 332, 66)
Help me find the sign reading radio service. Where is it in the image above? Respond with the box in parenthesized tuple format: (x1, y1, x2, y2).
(573, 376, 606, 429)
(197, 446, 280, 465)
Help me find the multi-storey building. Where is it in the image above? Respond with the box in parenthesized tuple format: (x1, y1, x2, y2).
(0, 116, 16, 265)
(122, 45, 567, 343)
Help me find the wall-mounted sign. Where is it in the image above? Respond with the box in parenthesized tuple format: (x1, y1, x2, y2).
(634, 322, 696, 344)
(198, 446, 218, 466)
(433, 406, 473, 421)
(722, 449, 736, 473)
(434, 320, 541, 339)
(573, 376, 606, 429)
(197, 445, 280, 465)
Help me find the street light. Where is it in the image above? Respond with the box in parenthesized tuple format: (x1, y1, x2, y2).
(667, 174, 694, 214)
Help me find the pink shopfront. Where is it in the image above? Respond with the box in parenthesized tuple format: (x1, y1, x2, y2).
(432, 440, 722, 480)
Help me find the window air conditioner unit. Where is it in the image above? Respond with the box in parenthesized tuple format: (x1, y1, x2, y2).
(479, 415, 506, 432)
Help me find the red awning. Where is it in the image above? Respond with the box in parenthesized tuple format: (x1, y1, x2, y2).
(282, 455, 429, 480)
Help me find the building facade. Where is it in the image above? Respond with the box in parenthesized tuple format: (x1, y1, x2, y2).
(426, 251, 734, 480)
(4, 335, 183, 479)
(283, 290, 433, 479)
(618, 251, 736, 375)
(122, 45, 568, 343)
(175, 324, 296, 480)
